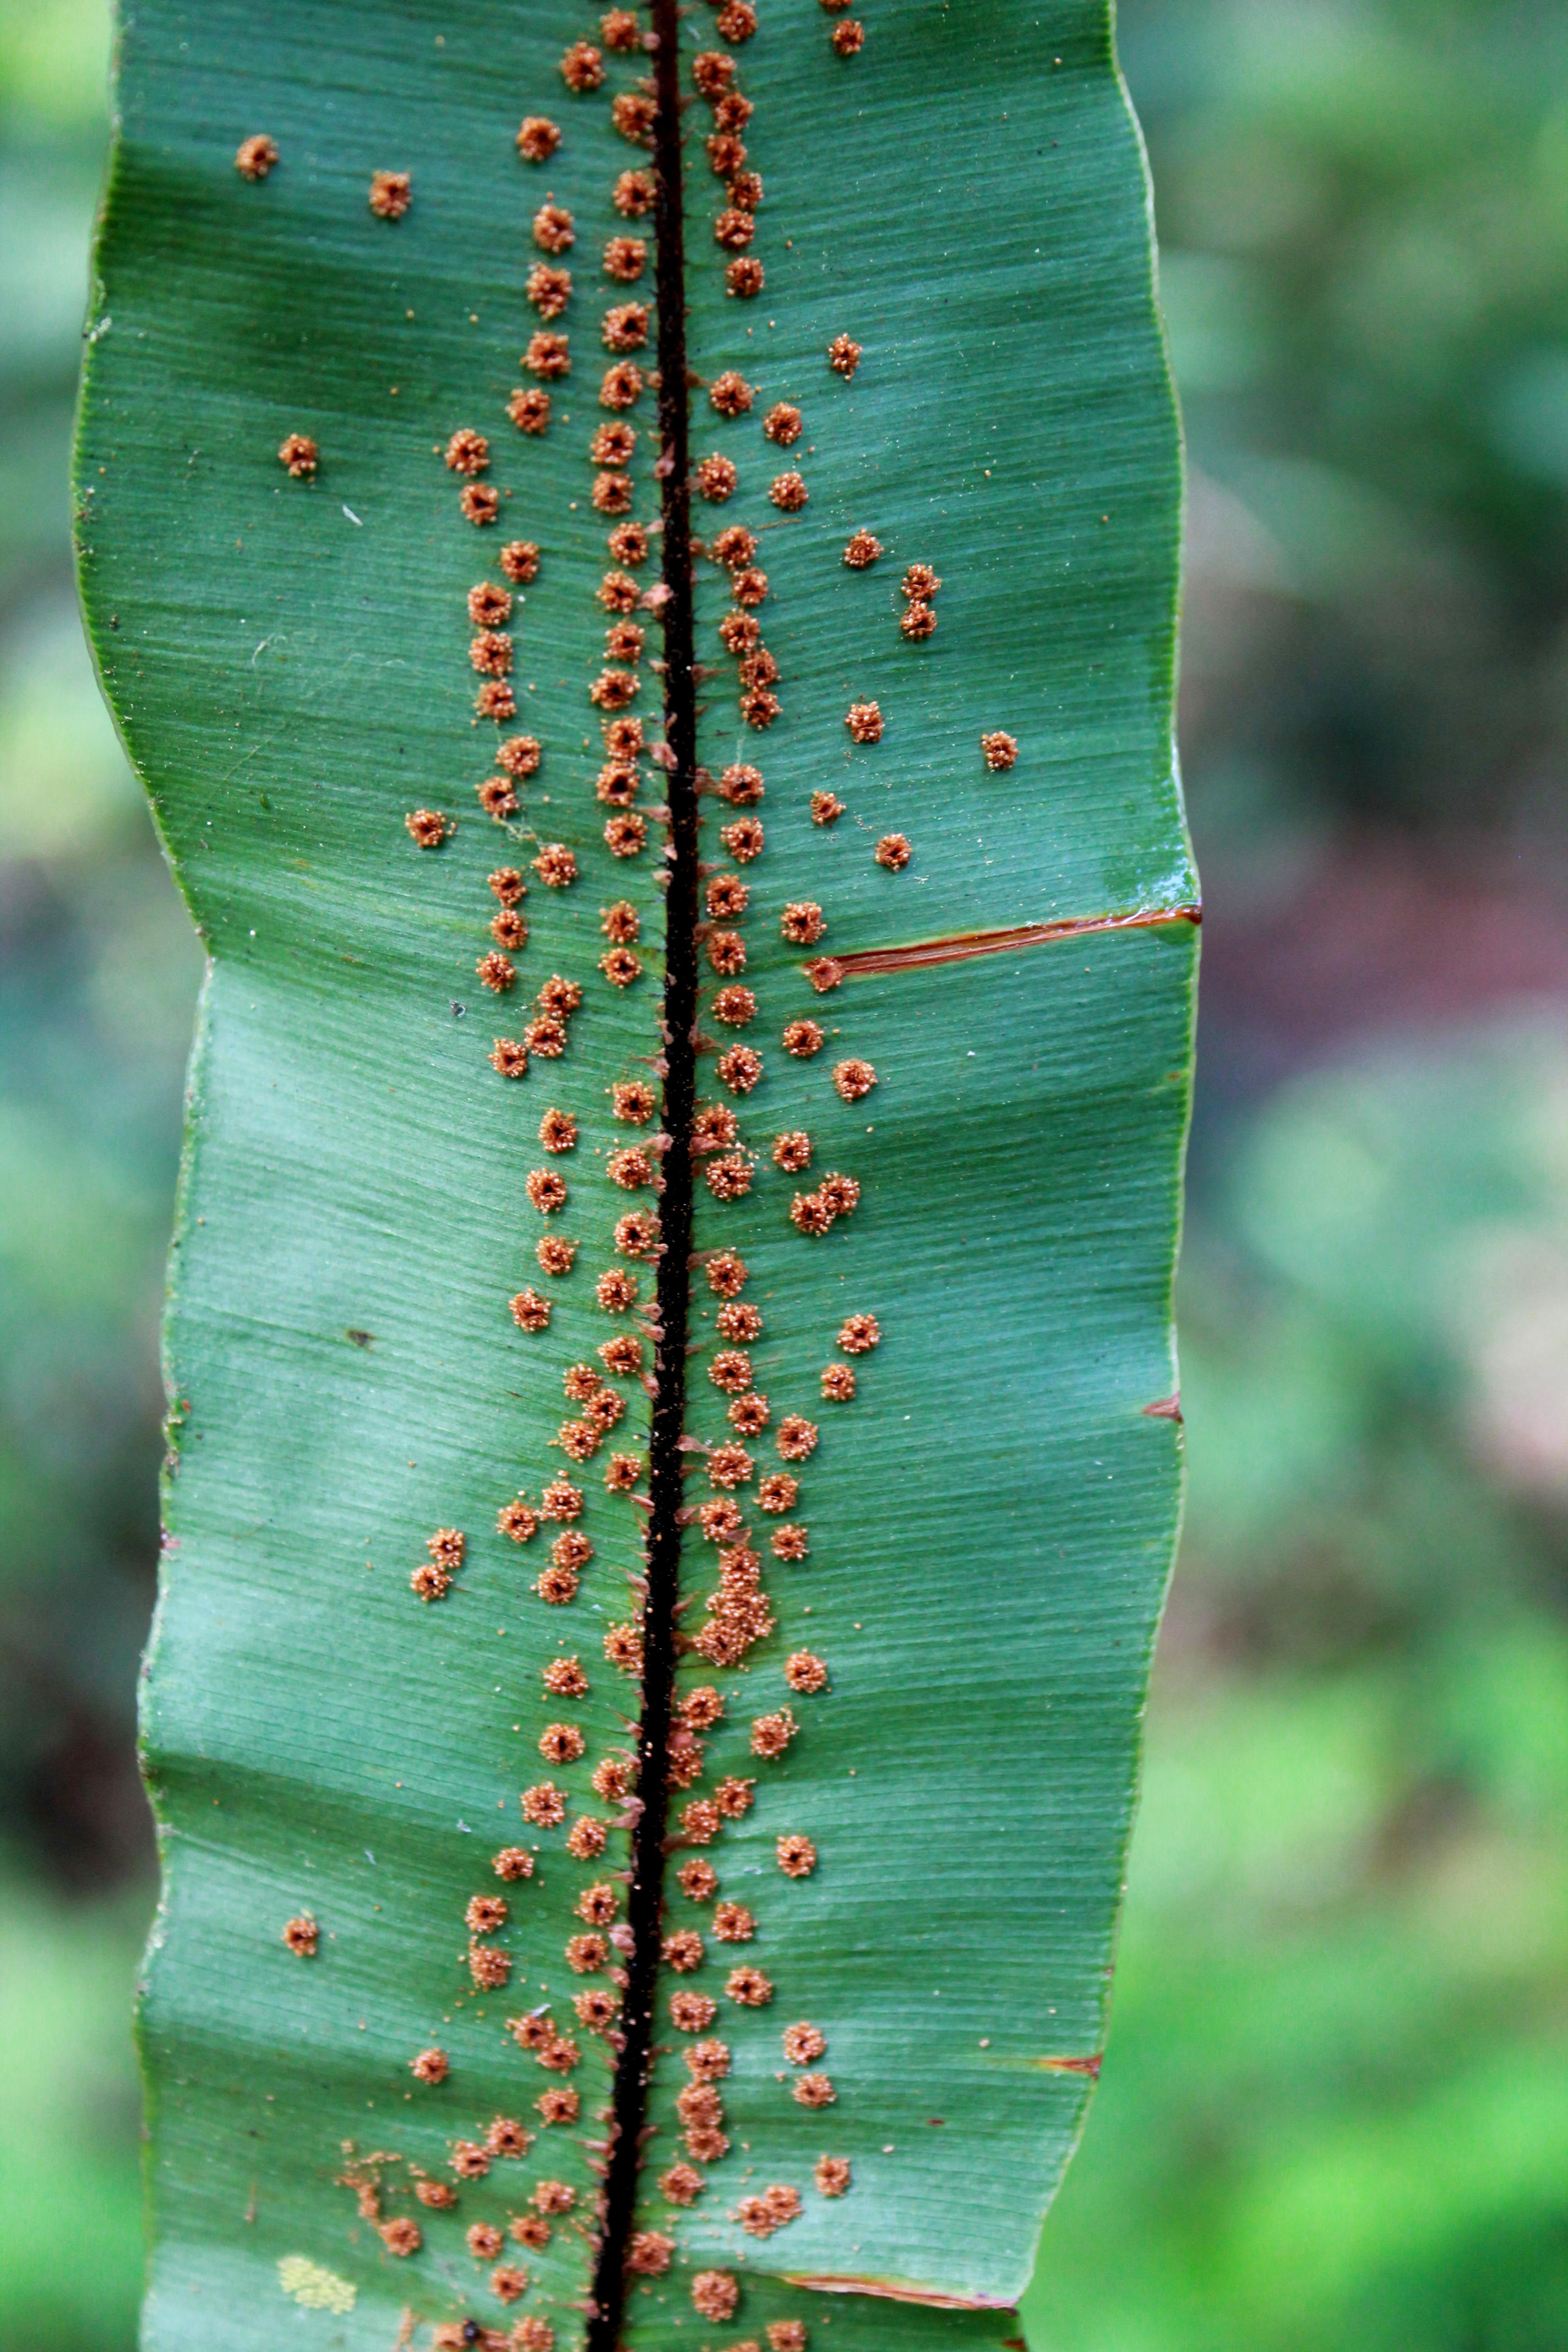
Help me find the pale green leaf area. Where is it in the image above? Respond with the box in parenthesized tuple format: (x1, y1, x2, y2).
(78, 1, 1189, 2349)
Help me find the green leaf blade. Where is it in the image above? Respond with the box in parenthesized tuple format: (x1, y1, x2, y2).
(77, 2, 1191, 2346)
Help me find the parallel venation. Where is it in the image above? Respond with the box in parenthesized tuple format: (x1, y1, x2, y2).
(75, 5, 1192, 2351)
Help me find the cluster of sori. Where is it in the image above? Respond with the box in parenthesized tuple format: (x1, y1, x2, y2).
(251, 0, 1025, 2319)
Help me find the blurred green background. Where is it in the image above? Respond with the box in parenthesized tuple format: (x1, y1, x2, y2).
(4, 0, 1568, 2345)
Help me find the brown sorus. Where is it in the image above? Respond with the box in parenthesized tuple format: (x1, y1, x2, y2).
(602, 302, 649, 352)
(605, 810, 648, 857)
(707, 1443, 754, 1490)
(691, 2274, 739, 2322)
(627, 2231, 674, 2277)
(715, 1044, 763, 1092)
(498, 733, 543, 777)
(612, 90, 657, 143)
(527, 263, 571, 318)
(517, 116, 561, 162)
(781, 901, 825, 945)
(714, 206, 755, 252)
(469, 1945, 511, 1990)
(444, 433, 486, 477)
(369, 170, 412, 219)
(750, 1708, 797, 1757)
(719, 816, 765, 862)
(559, 39, 605, 90)
(604, 234, 647, 282)
(709, 371, 755, 416)
(480, 780, 519, 821)
(509, 386, 552, 434)
(533, 204, 575, 254)
(613, 168, 655, 216)
(592, 421, 638, 467)
(235, 134, 277, 179)
(819, 1171, 860, 1216)
(601, 361, 644, 410)
(524, 330, 570, 379)
(695, 453, 739, 502)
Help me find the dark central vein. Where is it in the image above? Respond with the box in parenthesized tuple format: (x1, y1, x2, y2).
(586, 3, 695, 2335)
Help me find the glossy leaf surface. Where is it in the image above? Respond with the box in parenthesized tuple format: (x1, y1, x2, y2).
(75, 3, 1193, 2348)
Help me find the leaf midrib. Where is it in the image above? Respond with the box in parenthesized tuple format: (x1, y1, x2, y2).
(586, 4, 698, 2331)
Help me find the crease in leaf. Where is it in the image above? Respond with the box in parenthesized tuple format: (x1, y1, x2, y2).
(75, 2, 1194, 2349)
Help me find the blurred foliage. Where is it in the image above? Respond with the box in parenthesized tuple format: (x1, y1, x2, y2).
(1022, 7, 1568, 2346)
(0, 3, 203, 2341)
(4, 0, 1568, 2346)
(1026, 1024, 1568, 2349)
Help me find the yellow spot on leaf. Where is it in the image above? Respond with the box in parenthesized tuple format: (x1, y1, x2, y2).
(278, 2257, 356, 2313)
